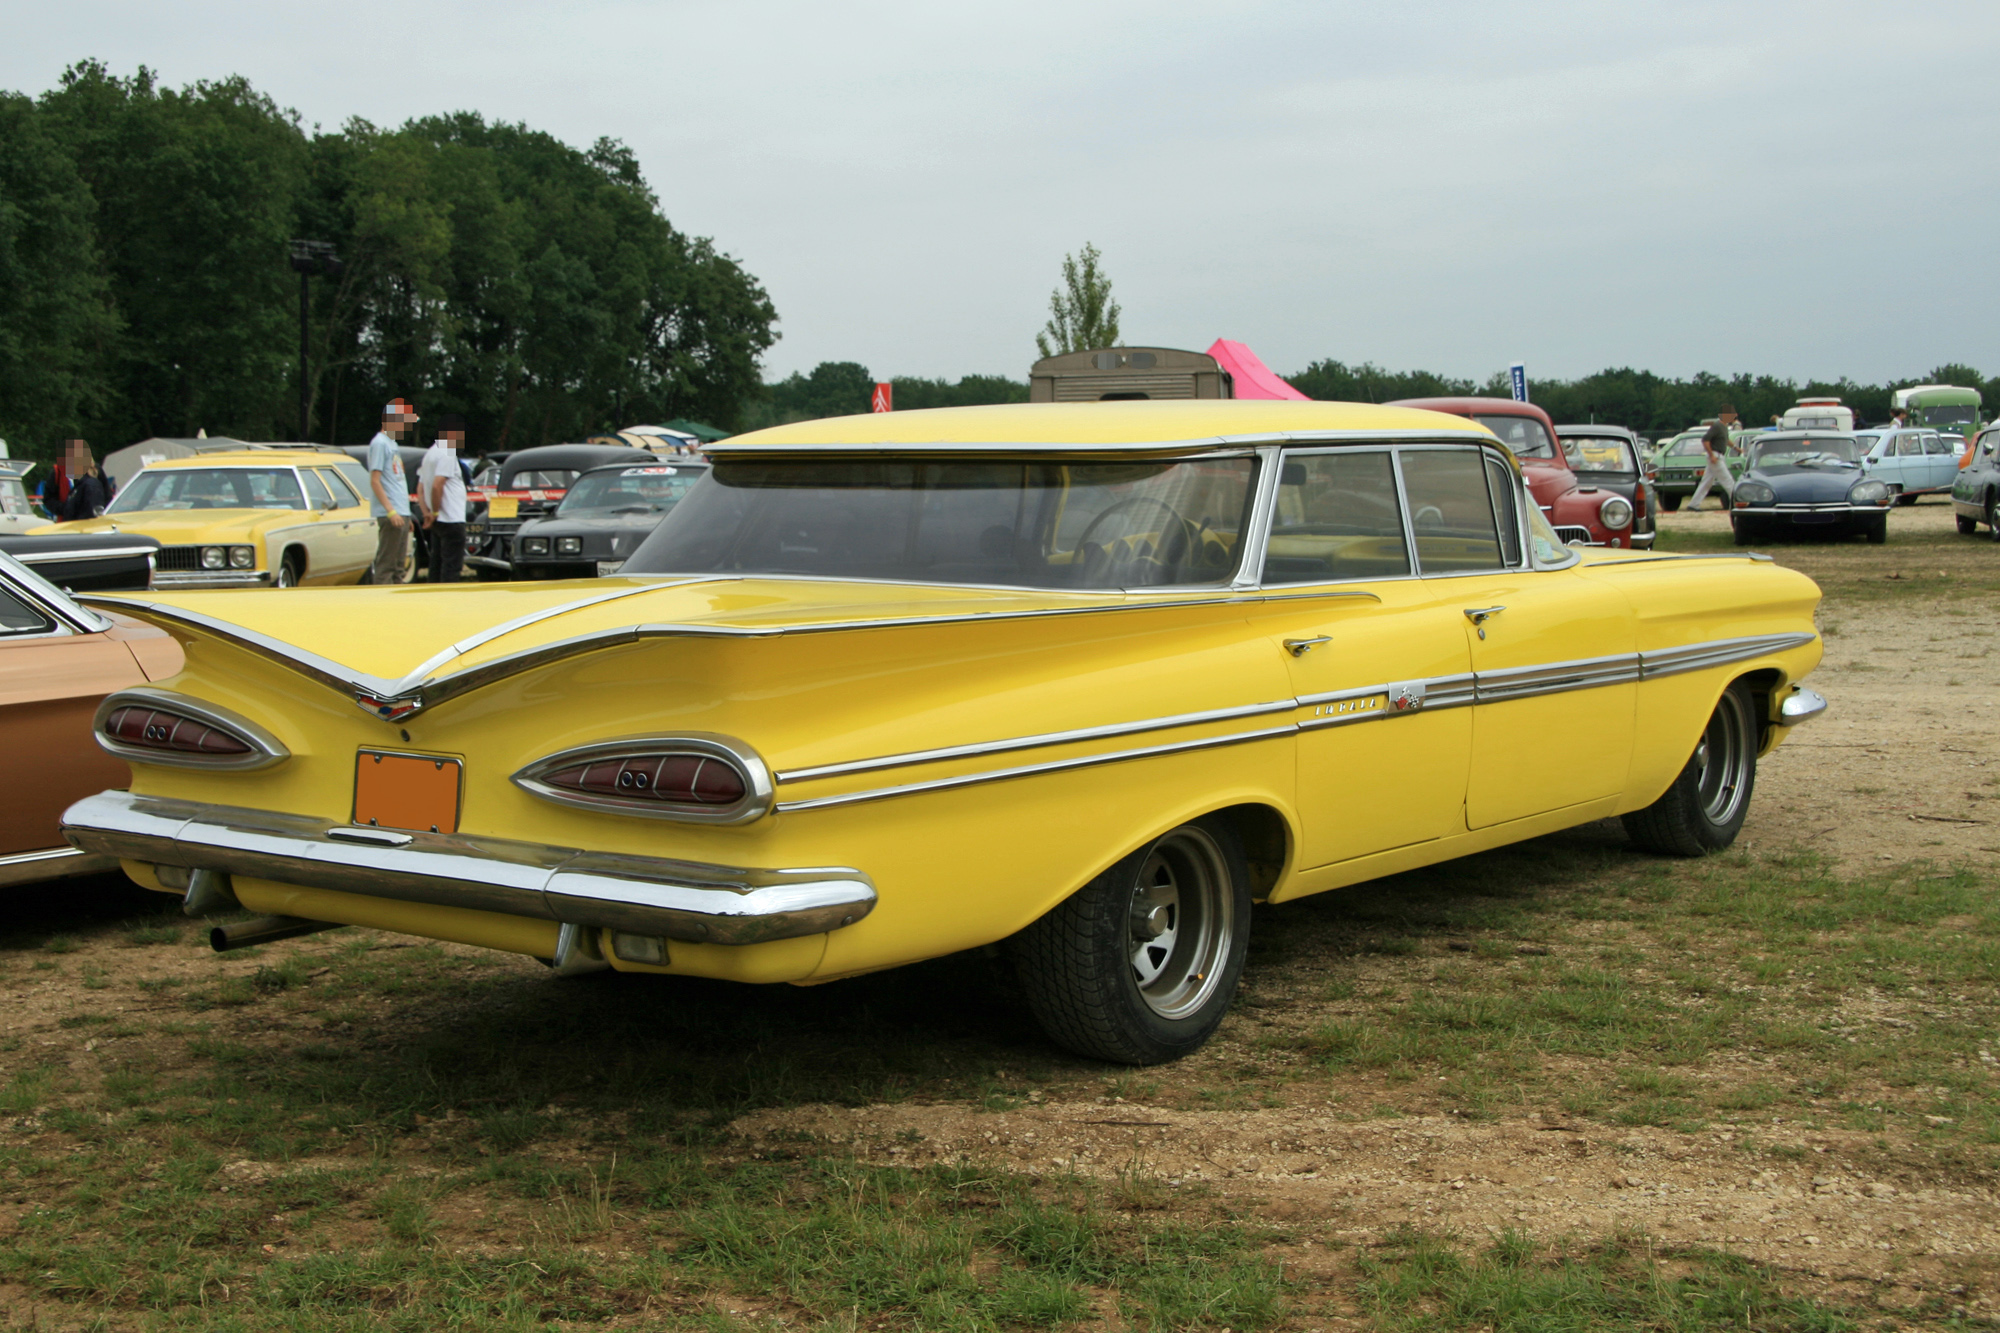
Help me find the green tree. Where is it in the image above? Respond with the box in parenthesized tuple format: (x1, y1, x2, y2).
(39, 61, 307, 444)
(0, 93, 117, 461)
(1035, 243, 1120, 358)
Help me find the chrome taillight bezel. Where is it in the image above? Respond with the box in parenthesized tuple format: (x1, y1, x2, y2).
(93, 687, 290, 771)
(511, 733, 774, 825)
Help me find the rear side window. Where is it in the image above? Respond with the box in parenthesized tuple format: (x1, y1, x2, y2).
(1400, 448, 1503, 574)
(299, 470, 334, 509)
(0, 584, 54, 635)
(1263, 451, 1410, 583)
(318, 468, 361, 506)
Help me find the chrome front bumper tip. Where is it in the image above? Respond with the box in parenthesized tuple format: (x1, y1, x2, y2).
(60, 790, 876, 946)
(1778, 685, 1827, 726)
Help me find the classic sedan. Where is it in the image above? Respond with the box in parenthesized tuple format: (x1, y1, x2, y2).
(1650, 428, 1745, 510)
(464, 444, 654, 578)
(1729, 432, 1893, 545)
(1853, 427, 1960, 504)
(512, 459, 709, 580)
(0, 550, 182, 887)
(38, 449, 379, 588)
(60, 401, 1825, 1065)
(1555, 426, 1655, 550)
(1949, 423, 2000, 538)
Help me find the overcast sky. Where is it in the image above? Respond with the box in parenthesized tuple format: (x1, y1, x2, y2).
(7, 1, 1998, 386)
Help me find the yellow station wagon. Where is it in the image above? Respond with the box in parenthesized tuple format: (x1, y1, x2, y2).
(63, 402, 1826, 1063)
(42, 449, 379, 588)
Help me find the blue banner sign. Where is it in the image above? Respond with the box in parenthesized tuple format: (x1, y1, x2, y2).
(1508, 363, 1528, 403)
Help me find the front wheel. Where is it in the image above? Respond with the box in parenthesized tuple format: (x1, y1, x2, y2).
(1661, 493, 1683, 512)
(1731, 519, 1757, 547)
(275, 552, 302, 588)
(1864, 516, 1888, 544)
(1958, 512, 1979, 535)
(1623, 681, 1759, 857)
(1988, 493, 2000, 542)
(1013, 818, 1251, 1065)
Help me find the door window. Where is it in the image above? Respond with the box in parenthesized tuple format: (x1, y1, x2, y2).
(299, 469, 334, 510)
(1896, 434, 1922, 457)
(1923, 434, 1952, 456)
(0, 585, 54, 635)
(318, 468, 362, 506)
(1262, 451, 1410, 583)
(1399, 448, 1504, 574)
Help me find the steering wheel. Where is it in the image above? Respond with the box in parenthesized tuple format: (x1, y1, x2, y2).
(1075, 496, 1202, 573)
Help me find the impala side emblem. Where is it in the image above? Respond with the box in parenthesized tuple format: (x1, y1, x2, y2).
(1389, 681, 1425, 713)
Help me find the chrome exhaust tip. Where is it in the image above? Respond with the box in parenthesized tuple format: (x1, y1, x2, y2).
(209, 914, 340, 953)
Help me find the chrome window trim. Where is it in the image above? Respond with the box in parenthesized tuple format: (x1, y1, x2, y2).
(60, 790, 873, 946)
(1230, 444, 1288, 591)
(706, 428, 1502, 459)
(513, 732, 775, 825)
(91, 686, 290, 771)
(0, 549, 110, 633)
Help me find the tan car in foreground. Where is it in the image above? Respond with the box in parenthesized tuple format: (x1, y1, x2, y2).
(0, 551, 182, 885)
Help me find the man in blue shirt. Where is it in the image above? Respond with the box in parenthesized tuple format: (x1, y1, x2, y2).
(366, 398, 417, 583)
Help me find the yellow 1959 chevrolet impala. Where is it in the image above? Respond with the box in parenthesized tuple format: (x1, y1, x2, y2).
(62, 401, 1825, 1064)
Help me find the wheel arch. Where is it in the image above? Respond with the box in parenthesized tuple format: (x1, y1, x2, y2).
(280, 543, 307, 577)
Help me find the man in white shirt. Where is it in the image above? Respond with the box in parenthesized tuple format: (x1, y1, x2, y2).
(417, 414, 469, 584)
(365, 397, 416, 583)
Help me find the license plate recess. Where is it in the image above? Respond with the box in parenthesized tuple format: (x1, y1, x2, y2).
(354, 750, 463, 834)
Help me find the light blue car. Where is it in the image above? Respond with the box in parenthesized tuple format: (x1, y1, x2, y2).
(1854, 427, 1960, 504)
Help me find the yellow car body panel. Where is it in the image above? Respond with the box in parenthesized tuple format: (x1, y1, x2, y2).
(39, 449, 377, 587)
(61, 403, 1825, 995)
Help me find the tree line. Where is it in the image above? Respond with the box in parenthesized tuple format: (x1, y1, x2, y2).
(0, 62, 776, 464)
(752, 357, 1997, 434)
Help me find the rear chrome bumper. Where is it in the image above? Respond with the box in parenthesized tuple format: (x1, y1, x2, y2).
(0, 846, 120, 888)
(61, 790, 876, 944)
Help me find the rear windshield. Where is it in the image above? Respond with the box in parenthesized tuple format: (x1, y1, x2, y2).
(108, 468, 305, 513)
(1561, 437, 1636, 472)
(1470, 415, 1557, 459)
(621, 458, 1259, 588)
(501, 469, 579, 490)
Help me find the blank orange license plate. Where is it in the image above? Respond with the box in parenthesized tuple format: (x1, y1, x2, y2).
(353, 750, 462, 834)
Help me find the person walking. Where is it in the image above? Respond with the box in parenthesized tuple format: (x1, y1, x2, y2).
(366, 399, 417, 583)
(1688, 408, 1738, 511)
(57, 440, 113, 520)
(418, 414, 468, 585)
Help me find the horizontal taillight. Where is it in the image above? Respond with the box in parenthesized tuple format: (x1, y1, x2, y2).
(543, 755, 745, 805)
(513, 735, 772, 824)
(103, 705, 251, 756)
(92, 688, 288, 771)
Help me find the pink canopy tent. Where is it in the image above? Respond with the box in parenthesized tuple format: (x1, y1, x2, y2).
(1206, 339, 1309, 401)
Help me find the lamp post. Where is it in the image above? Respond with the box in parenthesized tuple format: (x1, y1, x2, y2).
(288, 240, 344, 442)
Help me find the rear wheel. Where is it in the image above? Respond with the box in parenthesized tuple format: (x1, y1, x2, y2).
(1988, 493, 2000, 542)
(1958, 512, 1979, 535)
(1624, 681, 1758, 857)
(1013, 818, 1251, 1065)
(1661, 493, 1683, 512)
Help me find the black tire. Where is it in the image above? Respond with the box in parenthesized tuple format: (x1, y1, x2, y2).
(1731, 519, 1756, 547)
(1624, 681, 1759, 857)
(1958, 513, 1979, 535)
(1890, 486, 1914, 507)
(1013, 817, 1252, 1065)
(1662, 493, 1682, 512)
(1988, 493, 2000, 543)
(1864, 516, 1887, 544)
(276, 551, 304, 588)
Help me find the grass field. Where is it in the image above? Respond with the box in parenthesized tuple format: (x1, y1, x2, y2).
(2, 509, 1995, 1330)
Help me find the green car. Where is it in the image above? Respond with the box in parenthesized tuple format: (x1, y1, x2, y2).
(1650, 428, 1748, 510)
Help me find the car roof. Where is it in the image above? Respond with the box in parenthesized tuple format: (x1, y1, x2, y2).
(150, 449, 354, 468)
(711, 400, 1490, 456)
(576, 458, 711, 475)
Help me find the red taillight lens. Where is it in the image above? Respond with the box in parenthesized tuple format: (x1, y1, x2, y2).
(103, 706, 252, 756)
(543, 753, 747, 806)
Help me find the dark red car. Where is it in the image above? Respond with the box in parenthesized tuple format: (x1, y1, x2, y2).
(1387, 397, 1637, 548)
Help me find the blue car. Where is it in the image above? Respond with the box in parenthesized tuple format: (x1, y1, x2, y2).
(1853, 427, 1961, 504)
(1730, 432, 1893, 545)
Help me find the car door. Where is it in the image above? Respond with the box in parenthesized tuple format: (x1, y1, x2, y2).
(1395, 446, 1638, 830)
(1920, 433, 1956, 490)
(315, 467, 377, 577)
(1259, 446, 1473, 869)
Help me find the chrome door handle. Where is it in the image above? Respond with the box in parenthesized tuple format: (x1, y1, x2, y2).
(1283, 636, 1331, 657)
(1463, 605, 1505, 639)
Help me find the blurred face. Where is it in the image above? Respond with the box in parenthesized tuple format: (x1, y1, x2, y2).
(64, 440, 90, 472)
(441, 430, 465, 450)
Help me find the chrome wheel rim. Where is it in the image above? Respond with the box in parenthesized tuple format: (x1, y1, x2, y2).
(1694, 690, 1753, 826)
(1126, 827, 1233, 1020)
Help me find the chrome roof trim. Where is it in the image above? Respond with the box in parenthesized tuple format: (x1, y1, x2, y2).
(708, 428, 1500, 457)
(776, 698, 1301, 784)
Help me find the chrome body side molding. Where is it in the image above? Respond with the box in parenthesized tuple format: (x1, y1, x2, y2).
(61, 791, 875, 945)
(1638, 633, 1817, 679)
